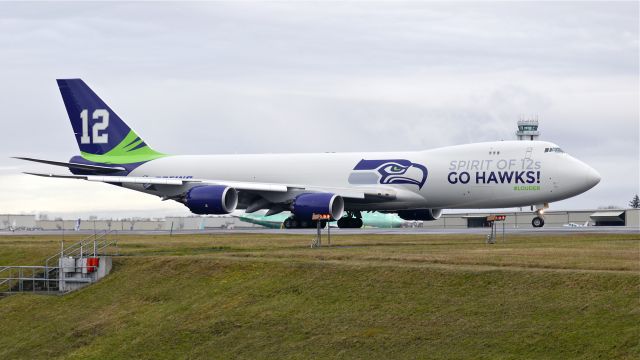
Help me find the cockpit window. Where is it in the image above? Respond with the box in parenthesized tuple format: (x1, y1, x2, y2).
(544, 147, 564, 153)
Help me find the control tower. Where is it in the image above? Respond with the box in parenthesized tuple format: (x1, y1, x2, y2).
(516, 117, 540, 140)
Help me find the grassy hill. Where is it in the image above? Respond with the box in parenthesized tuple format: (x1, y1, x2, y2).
(0, 232, 638, 359)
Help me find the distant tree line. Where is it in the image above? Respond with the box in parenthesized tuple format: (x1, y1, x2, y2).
(630, 194, 640, 209)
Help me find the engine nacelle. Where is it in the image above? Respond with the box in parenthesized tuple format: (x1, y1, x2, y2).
(291, 193, 344, 220)
(397, 209, 442, 221)
(185, 185, 238, 215)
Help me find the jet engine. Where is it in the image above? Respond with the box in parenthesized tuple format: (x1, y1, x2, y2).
(185, 185, 238, 215)
(397, 209, 442, 221)
(291, 193, 344, 220)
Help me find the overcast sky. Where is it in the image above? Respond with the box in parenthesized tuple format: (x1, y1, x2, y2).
(0, 1, 638, 219)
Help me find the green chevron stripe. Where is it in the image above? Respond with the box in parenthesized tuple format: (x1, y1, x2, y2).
(123, 137, 142, 150)
(81, 130, 167, 164)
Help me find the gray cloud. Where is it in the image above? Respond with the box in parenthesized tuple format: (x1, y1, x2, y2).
(0, 1, 637, 216)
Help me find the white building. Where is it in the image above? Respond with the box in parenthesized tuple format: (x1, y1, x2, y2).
(0, 214, 37, 230)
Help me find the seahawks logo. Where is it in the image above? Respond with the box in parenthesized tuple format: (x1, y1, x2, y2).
(348, 159, 428, 189)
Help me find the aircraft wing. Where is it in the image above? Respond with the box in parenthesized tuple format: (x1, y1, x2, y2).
(22, 172, 396, 200)
(23, 172, 288, 191)
(24, 172, 186, 185)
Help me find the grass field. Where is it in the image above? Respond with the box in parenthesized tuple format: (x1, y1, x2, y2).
(0, 232, 638, 359)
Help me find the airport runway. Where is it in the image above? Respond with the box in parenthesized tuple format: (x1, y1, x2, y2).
(1, 226, 637, 236)
(245, 226, 640, 236)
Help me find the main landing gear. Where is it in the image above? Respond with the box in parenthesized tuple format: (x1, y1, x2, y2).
(337, 211, 363, 229)
(283, 211, 364, 229)
(283, 217, 327, 229)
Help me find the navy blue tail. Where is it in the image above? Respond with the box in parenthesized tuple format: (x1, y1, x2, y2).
(57, 79, 133, 156)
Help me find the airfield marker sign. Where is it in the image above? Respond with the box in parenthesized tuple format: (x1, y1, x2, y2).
(486, 215, 507, 244)
(311, 214, 332, 248)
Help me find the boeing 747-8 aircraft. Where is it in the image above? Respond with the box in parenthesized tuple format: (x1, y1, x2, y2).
(16, 79, 601, 228)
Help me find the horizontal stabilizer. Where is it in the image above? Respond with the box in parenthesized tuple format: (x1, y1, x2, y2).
(13, 157, 125, 173)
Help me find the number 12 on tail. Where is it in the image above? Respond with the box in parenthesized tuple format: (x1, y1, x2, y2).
(80, 109, 109, 144)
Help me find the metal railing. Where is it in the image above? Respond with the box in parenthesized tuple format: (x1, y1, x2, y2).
(0, 231, 118, 295)
(0, 266, 61, 294)
(44, 230, 119, 269)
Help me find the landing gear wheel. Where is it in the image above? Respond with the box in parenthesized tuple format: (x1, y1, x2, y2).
(532, 216, 545, 228)
(337, 217, 363, 229)
(284, 217, 325, 229)
(337, 217, 349, 228)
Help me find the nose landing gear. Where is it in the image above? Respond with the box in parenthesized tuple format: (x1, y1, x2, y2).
(532, 216, 545, 228)
(531, 204, 548, 228)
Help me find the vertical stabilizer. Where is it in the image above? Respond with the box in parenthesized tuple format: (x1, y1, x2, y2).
(57, 79, 164, 164)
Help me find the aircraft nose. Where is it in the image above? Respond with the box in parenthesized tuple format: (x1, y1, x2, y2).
(582, 163, 601, 190)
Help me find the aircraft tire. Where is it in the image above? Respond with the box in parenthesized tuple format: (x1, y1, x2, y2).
(532, 216, 545, 228)
(337, 217, 349, 228)
(337, 217, 363, 229)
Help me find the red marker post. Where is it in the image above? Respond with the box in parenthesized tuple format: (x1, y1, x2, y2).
(311, 214, 332, 247)
(486, 215, 507, 243)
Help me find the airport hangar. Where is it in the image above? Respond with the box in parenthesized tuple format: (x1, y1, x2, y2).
(2, 208, 638, 231)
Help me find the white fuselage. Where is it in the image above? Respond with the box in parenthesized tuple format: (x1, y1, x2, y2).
(125, 140, 600, 211)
